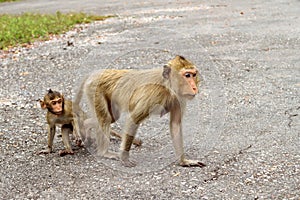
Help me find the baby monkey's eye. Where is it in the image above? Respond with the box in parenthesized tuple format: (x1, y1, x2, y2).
(51, 99, 62, 105)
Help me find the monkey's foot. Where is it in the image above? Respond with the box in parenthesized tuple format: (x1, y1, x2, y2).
(180, 159, 206, 168)
(59, 149, 74, 156)
(120, 150, 136, 167)
(103, 151, 119, 160)
(83, 138, 94, 147)
(37, 149, 52, 155)
(133, 138, 142, 146)
(75, 138, 83, 147)
(121, 159, 136, 167)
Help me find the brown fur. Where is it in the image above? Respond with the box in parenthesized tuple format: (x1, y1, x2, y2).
(38, 90, 83, 156)
(38, 89, 142, 157)
(168, 55, 195, 71)
(76, 55, 205, 167)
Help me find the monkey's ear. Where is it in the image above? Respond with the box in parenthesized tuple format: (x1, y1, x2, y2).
(48, 89, 53, 94)
(176, 55, 186, 61)
(39, 100, 47, 109)
(163, 65, 171, 79)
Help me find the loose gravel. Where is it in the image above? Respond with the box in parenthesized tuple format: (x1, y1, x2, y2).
(0, 0, 299, 199)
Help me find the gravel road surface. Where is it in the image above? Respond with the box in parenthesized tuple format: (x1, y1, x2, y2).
(0, 0, 299, 199)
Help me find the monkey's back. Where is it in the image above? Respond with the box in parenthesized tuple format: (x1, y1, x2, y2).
(110, 68, 166, 105)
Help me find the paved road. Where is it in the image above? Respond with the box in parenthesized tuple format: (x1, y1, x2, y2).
(0, 0, 299, 199)
(1, 0, 203, 16)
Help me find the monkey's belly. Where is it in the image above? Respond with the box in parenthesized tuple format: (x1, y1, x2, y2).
(54, 118, 73, 125)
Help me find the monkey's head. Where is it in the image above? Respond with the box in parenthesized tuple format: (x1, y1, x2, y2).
(40, 89, 64, 115)
(163, 55, 199, 99)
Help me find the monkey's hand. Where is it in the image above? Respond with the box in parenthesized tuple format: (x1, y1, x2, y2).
(180, 159, 206, 168)
(120, 150, 136, 167)
(75, 138, 83, 147)
(59, 149, 74, 156)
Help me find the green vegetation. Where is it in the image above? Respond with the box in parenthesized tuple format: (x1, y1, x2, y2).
(0, 12, 111, 49)
(0, 0, 17, 3)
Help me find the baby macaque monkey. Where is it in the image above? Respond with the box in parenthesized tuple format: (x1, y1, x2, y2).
(38, 89, 83, 156)
(38, 89, 141, 156)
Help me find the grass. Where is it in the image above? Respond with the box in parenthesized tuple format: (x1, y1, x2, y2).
(0, 0, 17, 2)
(0, 12, 111, 50)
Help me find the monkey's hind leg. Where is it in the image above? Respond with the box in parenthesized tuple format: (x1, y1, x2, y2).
(95, 124, 119, 160)
(72, 116, 84, 147)
(37, 126, 56, 155)
(59, 124, 74, 156)
(93, 93, 119, 160)
(110, 130, 142, 146)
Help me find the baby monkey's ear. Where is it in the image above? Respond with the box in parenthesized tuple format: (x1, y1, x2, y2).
(39, 99, 47, 109)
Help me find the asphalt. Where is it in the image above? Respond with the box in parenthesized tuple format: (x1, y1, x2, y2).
(0, 0, 299, 199)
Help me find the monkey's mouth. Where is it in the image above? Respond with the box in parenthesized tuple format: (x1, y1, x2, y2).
(53, 111, 63, 115)
(184, 94, 196, 99)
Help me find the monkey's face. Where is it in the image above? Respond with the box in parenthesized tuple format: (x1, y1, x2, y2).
(48, 97, 63, 115)
(40, 90, 65, 115)
(179, 68, 199, 99)
(165, 55, 199, 100)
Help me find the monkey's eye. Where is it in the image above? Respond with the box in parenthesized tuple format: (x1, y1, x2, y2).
(57, 99, 62, 104)
(193, 73, 197, 77)
(52, 101, 57, 105)
(185, 73, 191, 78)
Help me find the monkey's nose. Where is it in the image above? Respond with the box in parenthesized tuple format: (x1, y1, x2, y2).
(193, 87, 198, 93)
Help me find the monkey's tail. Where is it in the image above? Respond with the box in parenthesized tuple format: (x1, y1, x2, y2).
(74, 75, 88, 106)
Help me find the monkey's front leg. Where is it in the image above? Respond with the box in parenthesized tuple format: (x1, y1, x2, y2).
(170, 110, 206, 168)
(172, 131, 206, 167)
(37, 125, 55, 154)
(171, 127, 205, 167)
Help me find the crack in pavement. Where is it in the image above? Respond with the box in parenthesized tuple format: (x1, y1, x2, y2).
(285, 106, 300, 128)
(204, 145, 252, 182)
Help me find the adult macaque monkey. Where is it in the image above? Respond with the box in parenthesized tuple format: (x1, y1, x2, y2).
(38, 89, 84, 156)
(77, 55, 205, 167)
